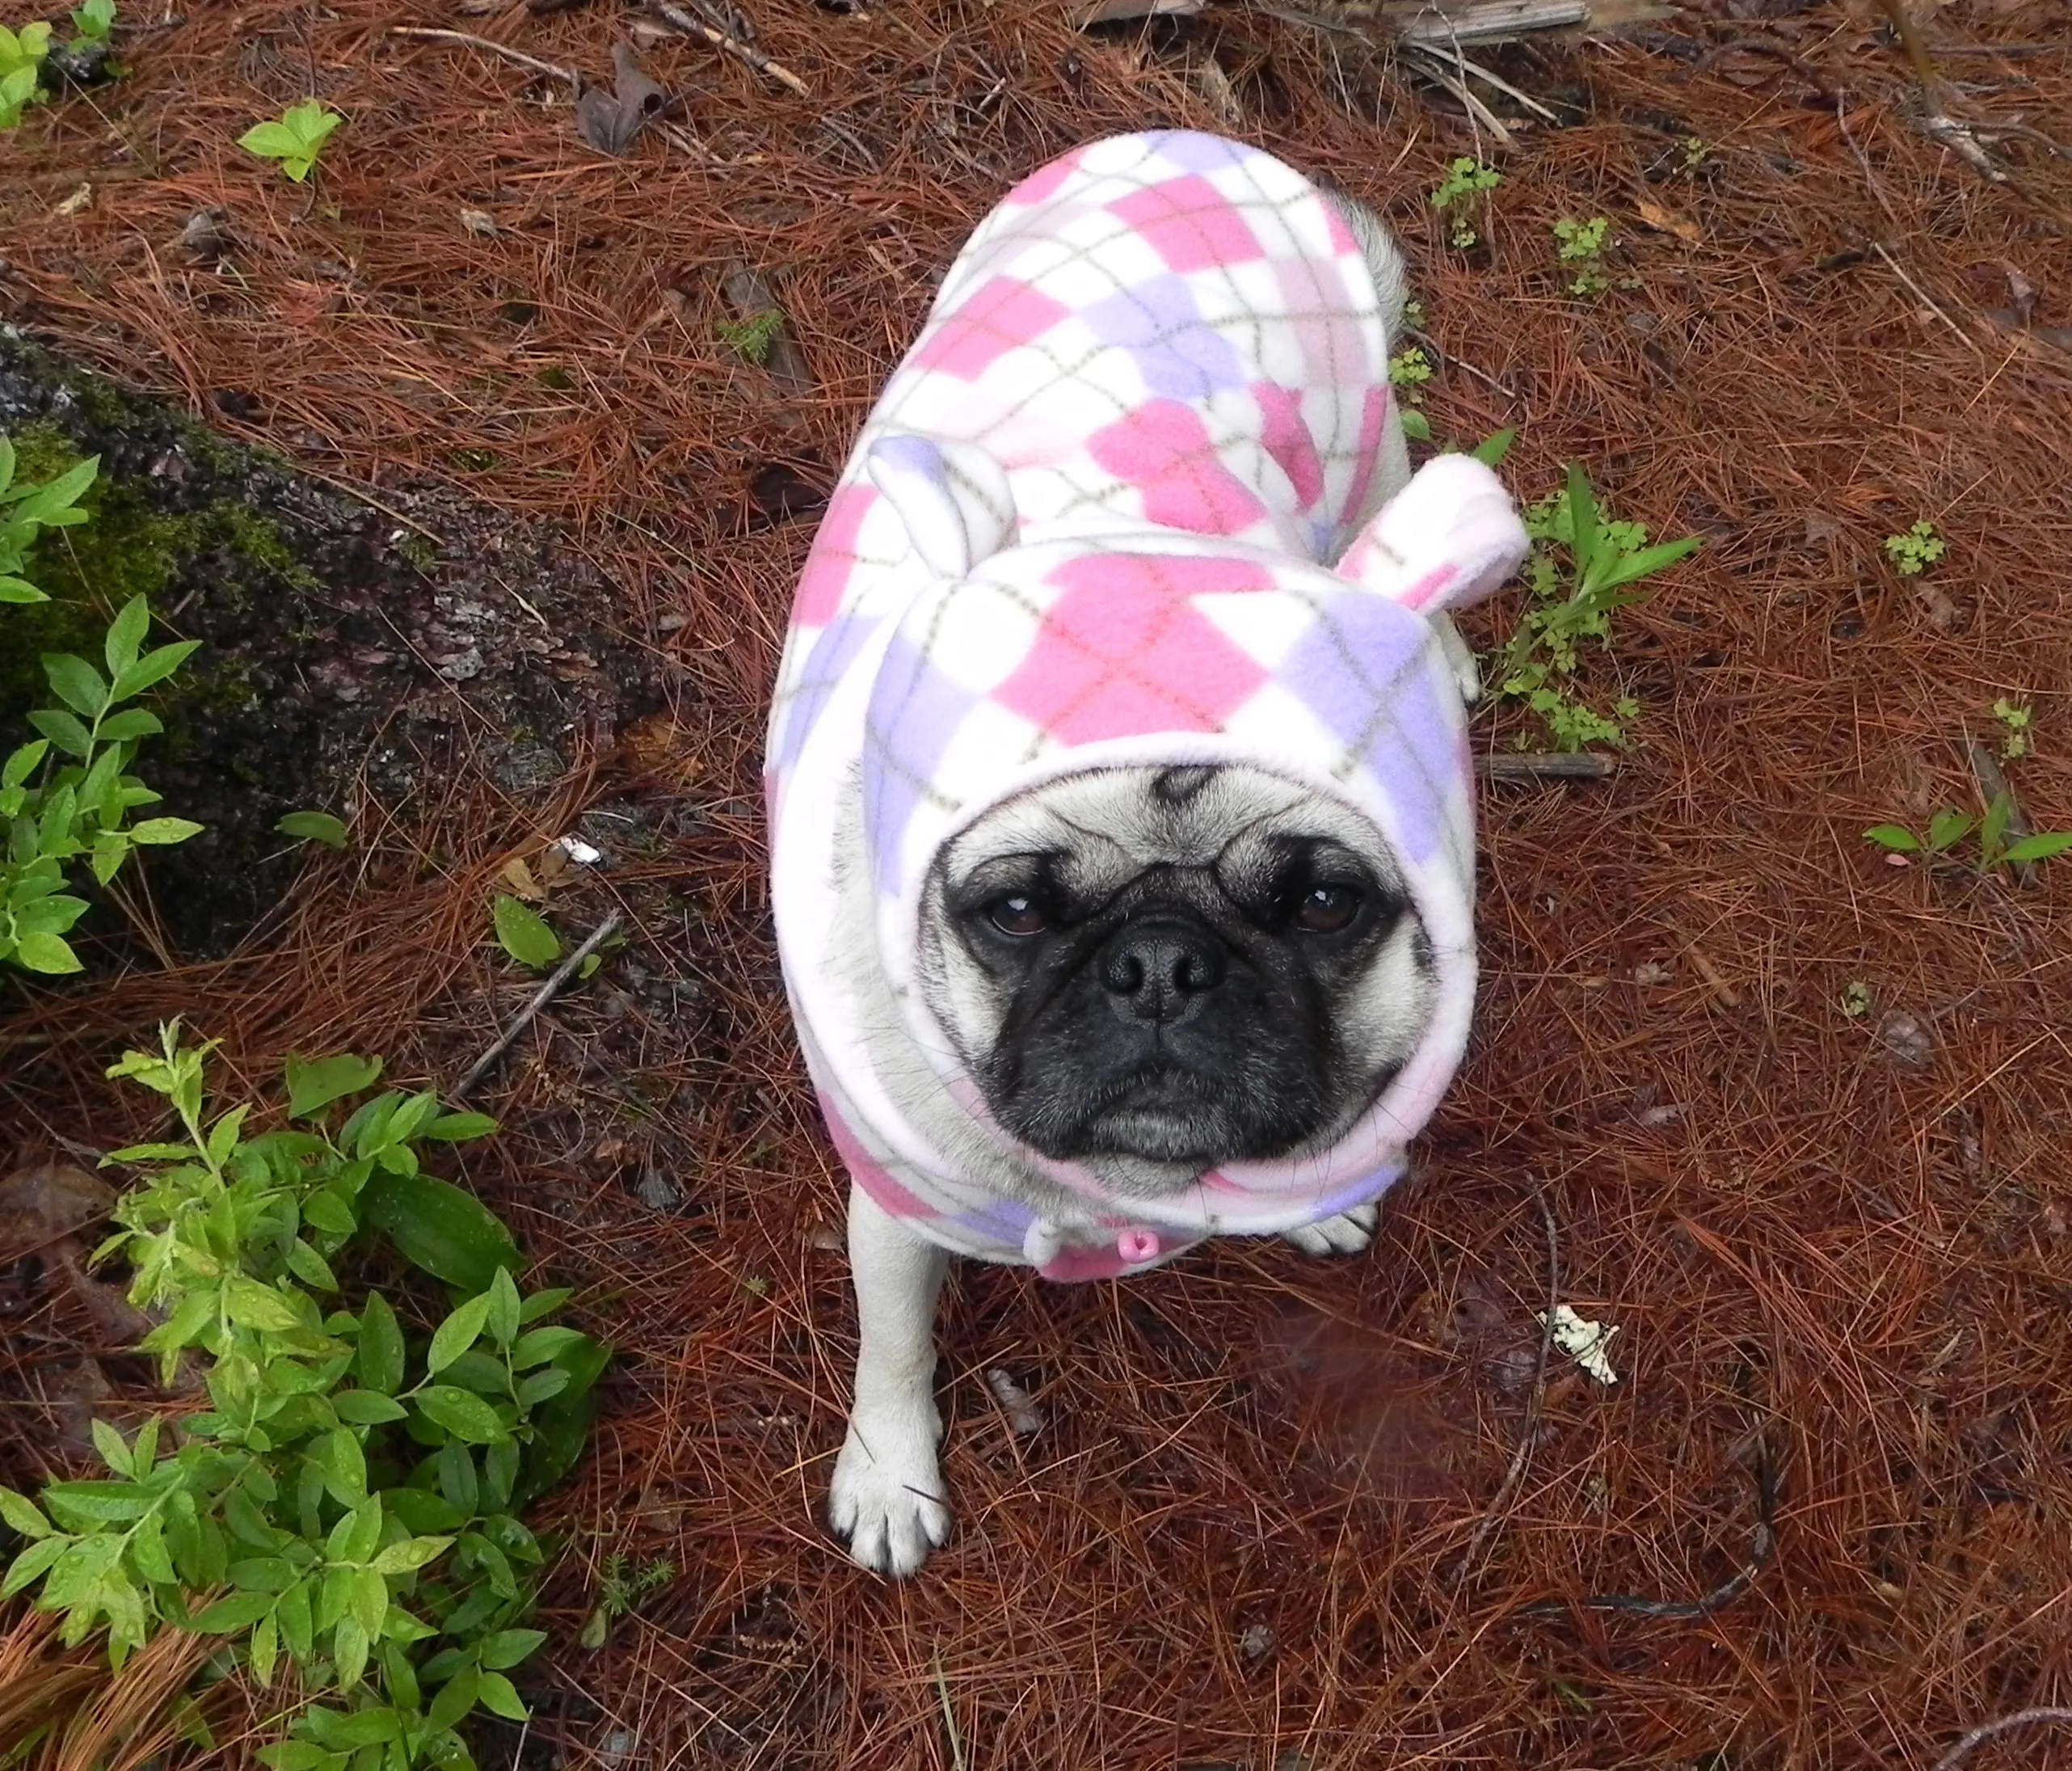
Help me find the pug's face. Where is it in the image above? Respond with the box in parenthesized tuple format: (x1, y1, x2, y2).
(916, 763, 1436, 1191)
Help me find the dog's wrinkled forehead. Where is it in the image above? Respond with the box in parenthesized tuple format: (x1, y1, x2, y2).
(937, 763, 1402, 898)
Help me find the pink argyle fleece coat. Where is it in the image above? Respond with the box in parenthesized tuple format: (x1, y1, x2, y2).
(767, 130, 1529, 1282)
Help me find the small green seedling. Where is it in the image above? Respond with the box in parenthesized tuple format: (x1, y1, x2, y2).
(0, 21, 51, 130)
(717, 308, 785, 368)
(1864, 795, 2072, 873)
(1493, 463, 1700, 751)
(1388, 345, 1434, 441)
(1429, 157, 1501, 249)
(1680, 136, 1708, 172)
(1883, 520, 1945, 577)
(1992, 698, 2030, 760)
(238, 99, 343, 183)
(578, 1552, 674, 1650)
(1552, 217, 1628, 297)
(1840, 980, 1872, 1018)
(1401, 297, 1426, 329)
(69, 0, 115, 44)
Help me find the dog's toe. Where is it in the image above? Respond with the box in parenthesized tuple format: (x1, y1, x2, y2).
(828, 1424, 951, 1577)
(1282, 1204, 1379, 1258)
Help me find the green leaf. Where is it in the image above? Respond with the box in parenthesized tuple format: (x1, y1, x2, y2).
(1471, 428, 1517, 466)
(517, 1285, 571, 1325)
(492, 893, 560, 968)
(1593, 535, 1701, 594)
(475, 1671, 529, 1723)
(477, 1627, 548, 1671)
(420, 1111, 498, 1142)
(104, 597, 150, 677)
(259, 1744, 335, 1770)
(331, 1389, 407, 1425)
(436, 1437, 478, 1515)
(1562, 462, 1600, 582)
(112, 639, 200, 699)
(286, 1238, 337, 1292)
(0, 576, 49, 604)
(26, 707, 92, 758)
(2, 738, 49, 788)
(2001, 831, 2072, 865)
(427, 1667, 480, 1733)
(1, 1536, 67, 1598)
(363, 1170, 520, 1292)
(428, 1292, 493, 1374)
(331, 1614, 371, 1689)
(230, 1557, 294, 1594)
(1863, 825, 1920, 853)
(95, 707, 165, 743)
(485, 1266, 521, 1351)
(285, 1052, 383, 1119)
(1980, 792, 2012, 867)
(15, 931, 83, 973)
(310, 1427, 368, 1506)
(416, 1385, 508, 1445)
(223, 1276, 303, 1332)
(239, 120, 305, 159)
(0, 1486, 53, 1537)
(356, 1292, 404, 1394)
(41, 652, 108, 719)
(1927, 808, 1973, 854)
(278, 810, 349, 848)
(350, 1565, 389, 1640)
(186, 1590, 274, 1632)
(128, 817, 204, 845)
(1398, 408, 1431, 442)
(510, 1326, 584, 1369)
(91, 1418, 133, 1477)
(369, 1534, 452, 1575)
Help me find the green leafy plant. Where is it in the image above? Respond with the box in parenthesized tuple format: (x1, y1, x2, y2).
(1388, 345, 1434, 441)
(1992, 698, 2032, 761)
(279, 809, 350, 849)
(1428, 156, 1500, 249)
(577, 1551, 673, 1650)
(0, 19, 50, 130)
(1493, 463, 1701, 752)
(69, 0, 115, 43)
(1552, 217, 1623, 297)
(238, 99, 343, 183)
(5, 449, 202, 974)
(1680, 135, 1709, 172)
(1882, 519, 1945, 577)
(1840, 980, 1871, 1018)
(1864, 795, 2072, 873)
(717, 308, 785, 369)
(0, 1025, 609, 1769)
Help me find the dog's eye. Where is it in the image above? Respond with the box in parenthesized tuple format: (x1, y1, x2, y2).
(986, 894, 1048, 937)
(1294, 883, 1361, 934)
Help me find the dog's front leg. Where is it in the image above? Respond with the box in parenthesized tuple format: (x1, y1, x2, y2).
(828, 1180, 952, 1576)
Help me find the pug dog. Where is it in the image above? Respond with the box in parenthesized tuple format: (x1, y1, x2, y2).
(766, 130, 1529, 1575)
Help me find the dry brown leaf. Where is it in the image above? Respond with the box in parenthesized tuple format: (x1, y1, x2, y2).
(1633, 198, 1701, 244)
(0, 1161, 116, 1261)
(575, 42, 669, 157)
(500, 854, 543, 900)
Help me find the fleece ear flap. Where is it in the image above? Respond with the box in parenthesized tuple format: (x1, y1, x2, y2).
(865, 432, 1017, 581)
(1335, 454, 1531, 615)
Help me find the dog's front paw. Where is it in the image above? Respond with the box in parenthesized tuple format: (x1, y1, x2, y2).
(828, 1415, 951, 1577)
(1282, 1204, 1379, 1257)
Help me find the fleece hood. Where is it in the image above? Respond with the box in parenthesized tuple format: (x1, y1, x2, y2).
(767, 130, 1529, 1280)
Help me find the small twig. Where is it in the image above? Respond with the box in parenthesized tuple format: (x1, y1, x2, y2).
(651, 2, 810, 97)
(453, 910, 624, 1099)
(1476, 753, 1615, 782)
(1684, 942, 1741, 1010)
(1513, 1424, 1779, 1622)
(1870, 242, 1979, 356)
(1930, 1708, 2072, 1771)
(1403, 40, 1560, 123)
(1449, 1183, 1559, 1586)
(387, 26, 579, 86)
(1407, 327, 1518, 401)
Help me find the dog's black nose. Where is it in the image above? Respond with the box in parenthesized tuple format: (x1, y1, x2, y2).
(1100, 917, 1225, 1023)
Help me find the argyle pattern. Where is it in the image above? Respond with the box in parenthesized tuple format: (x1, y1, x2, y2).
(766, 132, 1527, 1280)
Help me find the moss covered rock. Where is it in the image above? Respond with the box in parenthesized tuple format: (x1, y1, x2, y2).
(1, 328, 659, 961)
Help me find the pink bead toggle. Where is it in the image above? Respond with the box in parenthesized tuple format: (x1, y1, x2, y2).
(1116, 1228, 1161, 1264)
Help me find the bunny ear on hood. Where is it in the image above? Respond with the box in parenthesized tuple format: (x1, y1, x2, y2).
(1333, 453, 1532, 617)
